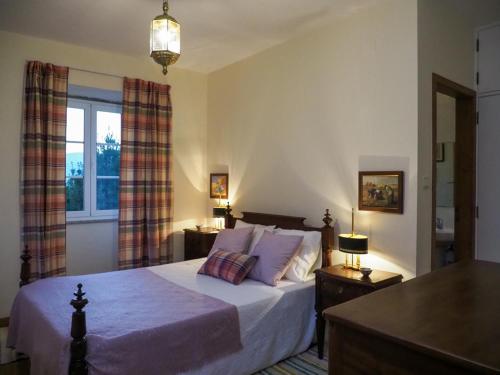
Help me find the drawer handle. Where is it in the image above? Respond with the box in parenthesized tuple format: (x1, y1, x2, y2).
(337, 286, 344, 294)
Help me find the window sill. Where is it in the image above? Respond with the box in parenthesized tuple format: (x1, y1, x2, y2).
(67, 217, 118, 225)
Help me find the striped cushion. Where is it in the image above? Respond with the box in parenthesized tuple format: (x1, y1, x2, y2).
(198, 250, 258, 285)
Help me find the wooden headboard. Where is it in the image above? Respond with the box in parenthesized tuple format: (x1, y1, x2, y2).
(224, 204, 334, 267)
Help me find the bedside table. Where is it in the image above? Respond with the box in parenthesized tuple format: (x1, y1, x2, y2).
(315, 265, 402, 359)
(183, 228, 218, 260)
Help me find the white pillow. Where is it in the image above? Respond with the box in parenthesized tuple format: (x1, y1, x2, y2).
(275, 228, 322, 282)
(234, 220, 276, 253)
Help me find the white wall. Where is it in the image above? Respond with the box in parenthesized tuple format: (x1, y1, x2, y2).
(476, 22, 500, 263)
(416, 0, 500, 274)
(207, 0, 419, 280)
(0, 31, 208, 317)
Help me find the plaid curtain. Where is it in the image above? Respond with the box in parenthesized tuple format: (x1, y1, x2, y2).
(118, 78, 173, 269)
(22, 61, 68, 279)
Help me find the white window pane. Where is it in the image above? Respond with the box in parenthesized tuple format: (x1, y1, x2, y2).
(66, 178, 84, 211)
(67, 107, 84, 142)
(66, 143, 84, 177)
(97, 144, 120, 176)
(97, 111, 121, 144)
(96, 178, 119, 210)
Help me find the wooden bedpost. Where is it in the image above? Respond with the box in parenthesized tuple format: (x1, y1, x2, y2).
(321, 209, 335, 267)
(20, 245, 32, 287)
(69, 283, 88, 375)
(225, 202, 235, 229)
(142, 255, 149, 268)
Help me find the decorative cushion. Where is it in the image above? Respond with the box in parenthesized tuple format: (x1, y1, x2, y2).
(234, 220, 276, 253)
(208, 227, 254, 257)
(275, 229, 322, 282)
(198, 250, 258, 285)
(248, 231, 304, 286)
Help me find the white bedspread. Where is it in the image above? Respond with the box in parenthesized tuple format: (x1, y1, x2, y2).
(149, 259, 316, 375)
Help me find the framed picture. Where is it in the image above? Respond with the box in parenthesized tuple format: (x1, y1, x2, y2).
(358, 171, 404, 214)
(436, 143, 444, 162)
(210, 173, 229, 199)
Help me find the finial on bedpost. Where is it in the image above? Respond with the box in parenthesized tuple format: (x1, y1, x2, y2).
(323, 209, 333, 227)
(69, 283, 88, 375)
(225, 202, 234, 229)
(20, 245, 32, 287)
(321, 209, 335, 267)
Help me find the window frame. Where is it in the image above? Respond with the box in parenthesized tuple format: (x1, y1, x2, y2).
(66, 99, 122, 222)
(66, 100, 91, 220)
(91, 103, 121, 218)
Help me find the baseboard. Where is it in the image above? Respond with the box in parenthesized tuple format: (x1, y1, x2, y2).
(0, 317, 9, 327)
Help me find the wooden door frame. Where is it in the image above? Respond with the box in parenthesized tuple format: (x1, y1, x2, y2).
(432, 73, 476, 270)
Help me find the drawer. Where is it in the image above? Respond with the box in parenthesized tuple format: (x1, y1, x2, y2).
(184, 230, 217, 260)
(185, 232, 201, 249)
(320, 279, 369, 308)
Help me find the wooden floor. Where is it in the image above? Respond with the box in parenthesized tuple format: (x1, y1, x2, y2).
(0, 327, 29, 375)
(0, 327, 327, 375)
(0, 359, 29, 375)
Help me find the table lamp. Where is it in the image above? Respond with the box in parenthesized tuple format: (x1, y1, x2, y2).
(338, 208, 368, 270)
(212, 206, 226, 230)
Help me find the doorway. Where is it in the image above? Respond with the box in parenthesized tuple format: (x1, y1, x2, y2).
(432, 74, 476, 270)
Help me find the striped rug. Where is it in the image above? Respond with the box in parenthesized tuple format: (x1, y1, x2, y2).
(254, 346, 328, 375)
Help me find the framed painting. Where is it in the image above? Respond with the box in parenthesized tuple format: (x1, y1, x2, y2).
(358, 171, 404, 214)
(210, 173, 229, 199)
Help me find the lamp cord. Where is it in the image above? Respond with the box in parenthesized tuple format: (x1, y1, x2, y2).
(351, 207, 355, 236)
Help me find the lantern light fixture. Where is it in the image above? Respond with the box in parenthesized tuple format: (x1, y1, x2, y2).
(150, 0, 181, 75)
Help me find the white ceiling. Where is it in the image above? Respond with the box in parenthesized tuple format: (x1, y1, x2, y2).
(0, 0, 378, 73)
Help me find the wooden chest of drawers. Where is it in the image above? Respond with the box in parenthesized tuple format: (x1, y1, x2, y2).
(315, 265, 402, 359)
(183, 228, 218, 260)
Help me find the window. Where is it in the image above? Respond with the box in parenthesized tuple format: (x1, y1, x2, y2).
(66, 99, 121, 220)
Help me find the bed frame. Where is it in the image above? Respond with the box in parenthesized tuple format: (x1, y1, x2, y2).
(19, 206, 334, 375)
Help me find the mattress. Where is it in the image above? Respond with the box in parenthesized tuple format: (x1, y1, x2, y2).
(149, 258, 316, 375)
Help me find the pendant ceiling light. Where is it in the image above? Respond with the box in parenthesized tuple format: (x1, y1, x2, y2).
(150, 0, 181, 75)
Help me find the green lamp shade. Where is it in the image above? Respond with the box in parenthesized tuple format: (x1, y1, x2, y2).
(338, 234, 368, 255)
(213, 207, 226, 218)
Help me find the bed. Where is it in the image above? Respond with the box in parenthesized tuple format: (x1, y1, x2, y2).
(8, 208, 335, 375)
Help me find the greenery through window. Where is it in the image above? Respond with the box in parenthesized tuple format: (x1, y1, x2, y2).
(66, 99, 121, 219)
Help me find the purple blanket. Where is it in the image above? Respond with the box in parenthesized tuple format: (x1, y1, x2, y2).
(7, 268, 242, 375)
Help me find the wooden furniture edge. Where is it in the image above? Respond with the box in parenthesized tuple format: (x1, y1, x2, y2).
(324, 307, 498, 374)
(224, 203, 335, 266)
(20, 245, 32, 287)
(315, 268, 403, 288)
(19, 248, 89, 375)
(69, 283, 88, 375)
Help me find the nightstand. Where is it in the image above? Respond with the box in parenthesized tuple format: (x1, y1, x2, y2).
(315, 265, 402, 359)
(183, 228, 218, 260)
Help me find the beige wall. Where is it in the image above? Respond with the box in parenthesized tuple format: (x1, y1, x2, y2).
(0, 31, 208, 317)
(416, 0, 500, 274)
(208, 0, 419, 280)
(4, 0, 498, 319)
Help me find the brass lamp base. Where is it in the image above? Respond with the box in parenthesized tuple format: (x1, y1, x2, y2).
(343, 253, 361, 270)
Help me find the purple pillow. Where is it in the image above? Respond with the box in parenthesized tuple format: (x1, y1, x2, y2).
(198, 250, 258, 285)
(248, 231, 303, 286)
(208, 227, 254, 257)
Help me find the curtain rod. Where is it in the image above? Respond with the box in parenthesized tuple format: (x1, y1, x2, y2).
(25, 60, 124, 79)
(69, 66, 124, 80)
